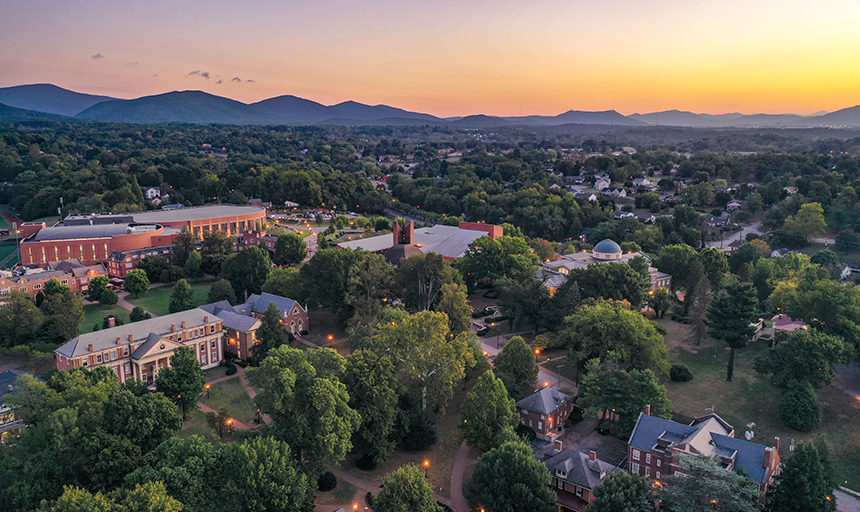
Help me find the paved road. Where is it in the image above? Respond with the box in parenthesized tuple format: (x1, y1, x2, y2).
(837, 489, 860, 512)
(705, 221, 763, 250)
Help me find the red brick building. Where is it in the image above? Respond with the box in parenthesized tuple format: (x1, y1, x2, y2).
(516, 386, 575, 441)
(0, 260, 108, 300)
(543, 448, 623, 511)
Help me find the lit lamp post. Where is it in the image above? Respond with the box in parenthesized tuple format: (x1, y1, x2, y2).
(328, 335, 333, 348)
(205, 384, 210, 399)
(353, 504, 358, 512)
(535, 348, 540, 363)
(423, 460, 429, 479)
(226, 418, 234, 435)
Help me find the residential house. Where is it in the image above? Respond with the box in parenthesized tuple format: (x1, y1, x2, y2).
(579, 227, 591, 243)
(614, 211, 635, 220)
(594, 177, 611, 191)
(200, 300, 261, 361)
(706, 212, 730, 227)
(516, 386, 575, 441)
(636, 213, 656, 224)
(632, 178, 653, 188)
(627, 405, 780, 501)
(726, 200, 746, 211)
(574, 192, 598, 202)
(543, 449, 623, 511)
(0, 370, 44, 444)
(602, 186, 625, 198)
(232, 292, 309, 337)
(783, 186, 798, 195)
(770, 248, 790, 258)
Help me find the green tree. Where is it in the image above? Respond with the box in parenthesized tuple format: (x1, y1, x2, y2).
(562, 300, 670, 378)
(201, 229, 234, 257)
(659, 454, 758, 512)
(374, 464, 442, 512)
(783, 202, 827, 241)
(699, 246, 729, 289)
(273, 233, 307, 266)
(342, 350, 399, 464)
(567, 262, 645, 305)
(436, 282, 472, 335)
(647, 287, 673, 318)
(493, 336, 538, 397)
(102, 389, 182, 453)
(172, 229, 197, 268)
(251, 302, 291, 362)
(236, 436, 313, 512)
(39, 482, 183, 512)
(467, 438, 556, 512)
(299, 248, 362, 325)
(39, 289, 85, 343)
(395, 252, 461, 312)
(779, 380, 822, 432)
(766, 441, 836, 512)
(0, 290, 45, 346)
(124, 269, 150, 299)
(222, 246, 272, 299)
(345, 252, 395, 322)
(654, 244, 698, 289)
(99, 288, 119, 306)
(261, 267, 305, 301)
(459, 370, 518, 451)
(136, 256, 171, 283)
(87, 275, 109, 303)
(496, 276, 551, 334)
(168, 278, 195, 314)
(129, 306, 152, 322)
(155, 345, 206, 419)
(707, 282, 758, 381)
(207, 279, 237, 305)
(588, 471, 653, 512)
(578, 359, 672, 438)
(754, 329, 846, 387)
(246, 345, 360, 477)
(184, 250, 203, 280)
(456, 235, 538, 291)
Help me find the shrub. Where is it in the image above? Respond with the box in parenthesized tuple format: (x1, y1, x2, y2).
(670, 364, 693, 382)
(225, 361, 238, 376)
(317, 471, 337, 492)
(356, 454, 376, 471)
(779, 380, 821, 432)
(515, 424, 537, 442)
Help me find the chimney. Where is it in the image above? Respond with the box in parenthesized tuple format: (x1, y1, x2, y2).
(554, 439, 563, 452)
(204, 315, 209, 323)
(171, 324, 175, 332)
(115, 337, 121, 345)
(589, 450, 597, 462)
(181, 321, 186, 328)
(645, 404, 651, 416)
(128, 334, 133, 342)
(392, 220, 401, 246)
(108, 317, 116, 328)
(87, 343, 93, 352)
(763, 447, 773, 469)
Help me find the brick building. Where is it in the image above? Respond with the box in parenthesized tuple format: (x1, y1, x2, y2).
(543, 449, 622, 511)
(338, 221, 504, 262)
(516, 386, 575, 441)
(0, 259, 108, 300)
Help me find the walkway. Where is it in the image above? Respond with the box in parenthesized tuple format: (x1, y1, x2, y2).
(116, 290, 159, 318)
(450, 442, 477, 512)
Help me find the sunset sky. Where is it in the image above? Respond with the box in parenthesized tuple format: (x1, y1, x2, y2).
(2, 0, 859, 117)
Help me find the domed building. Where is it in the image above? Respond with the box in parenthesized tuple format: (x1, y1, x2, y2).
(592, 239, 623, 260)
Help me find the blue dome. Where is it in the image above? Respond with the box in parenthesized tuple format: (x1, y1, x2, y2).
(593, 239, 622, 255)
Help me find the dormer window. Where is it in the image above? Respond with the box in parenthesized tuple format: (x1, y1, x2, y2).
(556, 469, 567, 478)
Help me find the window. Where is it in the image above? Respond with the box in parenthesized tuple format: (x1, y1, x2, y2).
(538, 422, 543, 430)
(646, 454, 651, 464)
(529, 420, 532, 427)
(575, 486, 584, 497)
(124, 363, 131, 374)
(656, 471, 661, 479)
(656, 459, 661, 467)
(645, 468, 650, 478)
(632, 450, 640, 461)
(60, 279, 68, 285)
(123, 346, 128, 356)
(630, 463, 639, 473)
(201, 354, 208, 365)
(200, 343, 205, 352)
(97, 354, 102, 363)
(33, 284, 42, 290)
(82, 359, 88, 367)
(211, 340, 216, 349)
(521, 417, 525, 424)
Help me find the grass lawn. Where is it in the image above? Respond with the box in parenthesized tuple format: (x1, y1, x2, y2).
(662, 322, 860, 489)
(201, 377, 257, 424)
(177, 408, 219, 441)
(81, 304, 131, 333)
(126, 281, 214, 316)
(542, 357, 580, 383)
(204, 365, 229, 381)
(0, 243, 18, 268)
(315, 480, 359, 509)
(303, 307, 345, 346)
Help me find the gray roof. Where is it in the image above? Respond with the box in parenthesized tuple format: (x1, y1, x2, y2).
(710, 433, 769, 485)
(516, 386, 573, 415)
(215, 310, 260, 332)
(338, 224, 489, 260)
(55, 308, 220, 359)
(0, 370, 44, 392)
(62, 205, 265, 226)
(246, 292, 298, 317)
(543, 450, 622, 490)
(31, 224, 138, 241)
(10, 270, 69, 283)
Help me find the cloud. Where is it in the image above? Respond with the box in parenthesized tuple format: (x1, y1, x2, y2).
(91, 53, 104, 60)
(246, 79, 256, 83)
(216, 79, 223, 84)
(186, 70, 211, 79)
(231, 77, 242, 83)
(152, 74, 159, 77)
(128, 62, 137, 66)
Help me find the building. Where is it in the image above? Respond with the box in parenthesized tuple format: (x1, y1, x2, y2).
(0, 370, 44, 445)
(0, 259, 108, 300)
(337, 221, 503, 262)
(516, 386, 575, 441)
(543, 449, 623, 511)
(21, 205, 266, 268)
(541, 239, 672, 294)
(106, 245, 174, 277)
(55, 308, 225, 384)
(627, 406, 780, 501)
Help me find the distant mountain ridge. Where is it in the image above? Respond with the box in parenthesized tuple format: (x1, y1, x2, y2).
(1, 83, 860, 128)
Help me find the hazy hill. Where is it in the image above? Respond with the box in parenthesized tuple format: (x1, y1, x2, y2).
(76, 91, 271, 125)
(251, 95, 340, 124)
(0, 102, 70, 121)
(449, 115, 512, 128)
(0, 84, 115, 116)
(330, 101, 441, 123)
(803, 105, 860, 127)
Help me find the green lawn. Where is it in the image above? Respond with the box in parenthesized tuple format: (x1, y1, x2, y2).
(303, 307, 345, 346)
(177, 408, 219, 441)
(81, 304, 132, 333)
(0, 243, 18, 268)
(201, 377, 257, 425)
(315, 480, 359, 509)
(663, 328, 860, 489)
(126, 281, 214, 316)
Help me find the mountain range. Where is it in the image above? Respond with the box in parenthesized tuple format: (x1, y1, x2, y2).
(2, 83, 860, 129)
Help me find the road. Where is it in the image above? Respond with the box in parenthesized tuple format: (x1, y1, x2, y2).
(705, 221, 764, 250)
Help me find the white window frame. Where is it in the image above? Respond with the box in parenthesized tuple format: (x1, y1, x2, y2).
(632, 449, 640, 461)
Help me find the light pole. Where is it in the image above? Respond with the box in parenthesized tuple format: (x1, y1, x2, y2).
(535, 348, 540, 363)
(205, 384, 210, 399)
(328, 334, 333, 348)
(424, 460, 429, 479)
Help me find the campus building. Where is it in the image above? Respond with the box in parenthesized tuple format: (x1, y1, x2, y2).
(0, 259, 108, 300)
(337, 221, 503, 262)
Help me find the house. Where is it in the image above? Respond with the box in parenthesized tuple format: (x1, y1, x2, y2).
(602, 186, 625, 198)
(579, 227, 591, 243)
(574, 192, 598, 202)
(516, 386, 575, 441)
(636, 213, 656, 224)
(726, 200, 746, 211)
(770, 248, 790, 258)
(632, 178, 653, 188)
(783, 186, 798, 195)
(614, 211, 635, 219)
(594, 177, 611, 191)
(0, 260, 109, 300)
(543, 449, 623, 511)
(706, 212, 730, 227)
(144, 187, 161, 200)
(235, 292, 309, 337)
(0, 370, 44, 444)
(627, 405, 780, 501)
(549, 183, 562, 191)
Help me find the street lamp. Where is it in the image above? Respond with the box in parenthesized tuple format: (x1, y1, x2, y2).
(205, 384, 210, 399)
(424, 460, 429, 479)
(328, 334, 333, 347)
(535, 348, 540, 363)
(226, 418, 234, 435)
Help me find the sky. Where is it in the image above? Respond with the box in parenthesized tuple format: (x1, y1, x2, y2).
(1, 0, 859, 118)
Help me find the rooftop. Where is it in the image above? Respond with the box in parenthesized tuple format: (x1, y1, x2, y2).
(63, 204, 265, 226)
(516, 386, 573, 415)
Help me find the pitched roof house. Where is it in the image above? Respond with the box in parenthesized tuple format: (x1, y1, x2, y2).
(543, 449, 623, 511)
(516, 386, 574, 441)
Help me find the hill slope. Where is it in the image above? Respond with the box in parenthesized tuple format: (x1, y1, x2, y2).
(0, 84, 115, 116)
(76, 91, 272, 125)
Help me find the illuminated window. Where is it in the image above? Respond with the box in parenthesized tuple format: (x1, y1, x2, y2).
(54, 246, 58, 260)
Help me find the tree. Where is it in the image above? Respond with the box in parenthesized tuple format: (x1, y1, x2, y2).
(459, 370, 518, 451)
(567, 262, 645, 305)
(654, 244, 698, 289)
(588, 471, 653, 512)
(222, 246, 272, 300)
(783, 202, 827, 241)
(467, 438, 556, 512)
(699, 247, 729, 289)
(456, 235, 538, 291)
(496, 276, 551, 334)
(779, 380, 822, 432)
(207, 278, 237, 305)
(172, 229, 197, 267)
(299, 248, 362, 325)
(246, 346, 360, 476)
(128, 306, 151, 323)
(38, 289, 85, 343)
(706, 282, 758, 382)
(135, 255, 171, 283)
(371, 309, 474, 411)
(87, 275, 109, 303)
(155, 345, 206, 419)
(766, 441, 836, 512)
(273, 233, 307, 266)
(647, 287, 673, 318)
(201, 229, 234, 257)
(251, 302, 291, 362)
(436, 282, 472, 335)
(168, 278, 195, 314)
(345, 252, 395, 322)
(236, 436, 313, 512)
(0, 291, 44, 347)
(261, 267, 305, 300)
(770, 279, 860, 350)
(659, 454, 758, 512)
(184, 250, 203, 280)
(395, 252, 461, 312)
(578, 359, 672, 438)
(754, 329, 846, 387)
(342, 350, 399, 464)
(102, 389, 182, 453)
(99, 288, 119, 306)
(562, 300, 670, 378)
(38, 482, 183, 512)
(493, 336, 538, 396)
(124, 269, 150, 299)
(374, 464, 442, 512)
